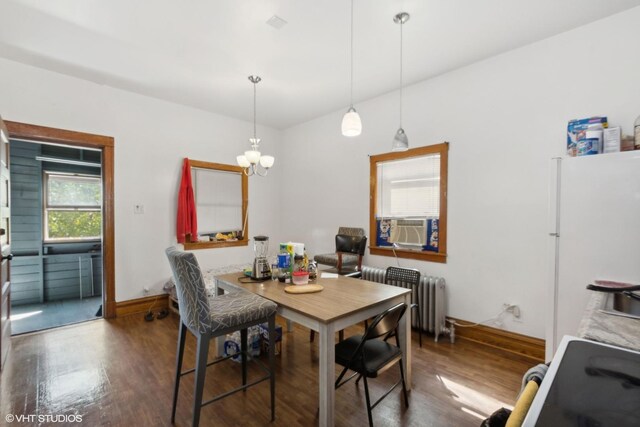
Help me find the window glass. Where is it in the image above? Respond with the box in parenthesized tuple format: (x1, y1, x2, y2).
(377, 155, 441, 217)
(47, 175, 101, 206)
(44, 173, 102, 241)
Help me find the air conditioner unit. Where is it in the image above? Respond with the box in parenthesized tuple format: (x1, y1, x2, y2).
(389, 219, 427, 246)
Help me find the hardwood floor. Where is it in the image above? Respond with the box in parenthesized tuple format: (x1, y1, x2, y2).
(0, 314, 532, 426)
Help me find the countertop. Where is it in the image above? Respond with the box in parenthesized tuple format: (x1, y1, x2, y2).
(577, 291, 640, 351)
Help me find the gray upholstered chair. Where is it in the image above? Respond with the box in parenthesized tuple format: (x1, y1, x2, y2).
(314, 227, 367, 273)
(165, 247, 278, 427)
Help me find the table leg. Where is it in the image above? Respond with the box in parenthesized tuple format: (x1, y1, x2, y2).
(399, 294, 412, 390)
(318, 322, 335, 427)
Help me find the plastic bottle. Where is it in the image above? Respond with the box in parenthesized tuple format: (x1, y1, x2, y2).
(581, 124, 603, 155)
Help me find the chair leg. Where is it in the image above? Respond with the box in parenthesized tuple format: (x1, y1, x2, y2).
(268, 314, 276, 421)
(362, 375, 374, 427)
(355, 373, 363, 386)
(192, 334, 210, 427)
(171, 321, 187, 423)
(241, 328, 248, 387)
(398, 358, 409, 408)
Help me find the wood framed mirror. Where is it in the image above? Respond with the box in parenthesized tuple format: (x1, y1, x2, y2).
(184, 159, 248, 250)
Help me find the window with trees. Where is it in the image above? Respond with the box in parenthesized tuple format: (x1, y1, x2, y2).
(369, 142, 448, 263)
(44, 172, 102, 241)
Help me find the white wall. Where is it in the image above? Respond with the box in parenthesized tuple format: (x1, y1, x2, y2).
(1, 6, 639, 337)
(0, 57, 284, 302)
(280, 7, 640, 339)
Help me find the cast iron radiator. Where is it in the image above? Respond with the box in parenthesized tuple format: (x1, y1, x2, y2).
(360, 266, 447, 342)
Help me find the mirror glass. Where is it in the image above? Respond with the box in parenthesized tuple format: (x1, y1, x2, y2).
(184, 159, 248, 250)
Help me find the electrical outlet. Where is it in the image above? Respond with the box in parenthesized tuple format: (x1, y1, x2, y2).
(503, 303, 521, 319)
(134, 204, 145, 214)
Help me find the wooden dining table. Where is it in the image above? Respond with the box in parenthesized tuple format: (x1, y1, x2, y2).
(214, 272, 412, 427)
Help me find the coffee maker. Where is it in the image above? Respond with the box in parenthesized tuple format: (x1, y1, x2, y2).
(251, 235, 271, 280)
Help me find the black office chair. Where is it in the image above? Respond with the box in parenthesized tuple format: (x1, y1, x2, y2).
(335, 234, 367, 275)
(385, 267, 423, 348)
(314, 227, 367, 276)
(334, 303, 409, 427)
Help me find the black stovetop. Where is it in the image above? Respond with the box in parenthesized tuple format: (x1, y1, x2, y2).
(536, 340, 640, 426)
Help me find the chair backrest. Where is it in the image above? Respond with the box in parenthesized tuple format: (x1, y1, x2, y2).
(165, 247, 211, 334)
(336, 234, 367, 256)
(385, 266, 420, 287)
(363, 302, 408, 341)
(337, 226, 365, 238)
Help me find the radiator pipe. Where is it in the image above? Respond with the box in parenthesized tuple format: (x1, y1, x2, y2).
(437, 321, 455, 343)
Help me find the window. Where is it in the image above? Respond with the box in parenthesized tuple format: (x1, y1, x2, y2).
(44, 172, 102, 241)
(369, 143, 448, 263)
(183, 159, 248, 250)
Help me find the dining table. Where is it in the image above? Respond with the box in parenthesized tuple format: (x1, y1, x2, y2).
(214, 272, 412, 427)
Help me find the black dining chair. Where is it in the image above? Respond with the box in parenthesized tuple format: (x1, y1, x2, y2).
(165, 247, 278, 427)
(385, 267, 423, 348)
(334, 302, 409, 427)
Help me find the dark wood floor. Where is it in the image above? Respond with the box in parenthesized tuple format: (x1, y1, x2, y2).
(0, 314, 532, 426)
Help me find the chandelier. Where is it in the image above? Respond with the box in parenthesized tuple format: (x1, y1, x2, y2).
(236, 75, 274, 176)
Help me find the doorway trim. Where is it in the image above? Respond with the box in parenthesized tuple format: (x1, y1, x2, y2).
(4, 121, 116, 318)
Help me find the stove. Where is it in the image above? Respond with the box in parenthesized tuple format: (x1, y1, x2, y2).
(524, 336, 640, 426)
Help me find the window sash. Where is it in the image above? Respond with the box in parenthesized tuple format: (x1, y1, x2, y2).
(376, 154, 441, 218)
(44, 172, 103, 241)
(45, 173, 102, 209)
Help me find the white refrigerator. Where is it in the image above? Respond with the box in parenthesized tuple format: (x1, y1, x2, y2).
(547, 151, 640, 360)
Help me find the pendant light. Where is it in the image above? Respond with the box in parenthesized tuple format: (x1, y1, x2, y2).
(341, 0, 362, 137)
(236, 75, 274, 176)
(391, 12, 410, 152)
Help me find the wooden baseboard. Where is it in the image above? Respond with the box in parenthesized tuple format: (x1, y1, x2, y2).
(115, 295, 169, 318)
(447, 317, 545, 363)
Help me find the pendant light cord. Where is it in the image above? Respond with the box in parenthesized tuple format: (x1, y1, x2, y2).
(399, 18, 403, 129)
(349, 0, 354, 108)
(253, 81, 257, 141)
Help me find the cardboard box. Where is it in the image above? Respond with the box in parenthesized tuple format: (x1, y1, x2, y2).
(259, 323, 283, 355)
(567, 116, 608, 156)
(603, 127, 621, 153)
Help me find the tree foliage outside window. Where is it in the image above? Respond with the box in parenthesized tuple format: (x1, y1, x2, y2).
(45, 173, 102, 241)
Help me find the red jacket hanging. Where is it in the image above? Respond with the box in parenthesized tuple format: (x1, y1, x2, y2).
(176, 158, 197, 243)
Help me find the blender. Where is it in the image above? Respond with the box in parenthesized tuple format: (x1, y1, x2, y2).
(251, 235, 271, 280)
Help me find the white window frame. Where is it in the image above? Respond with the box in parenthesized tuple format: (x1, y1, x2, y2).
(43, 172, 102, 242)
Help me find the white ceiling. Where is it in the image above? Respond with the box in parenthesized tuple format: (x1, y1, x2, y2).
(1, 0, 639, 129)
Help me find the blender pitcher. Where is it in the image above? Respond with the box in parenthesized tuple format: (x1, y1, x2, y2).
(251, 235, 271, 280)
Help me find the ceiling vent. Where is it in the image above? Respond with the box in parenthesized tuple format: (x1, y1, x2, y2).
(266, 15, 287, 29)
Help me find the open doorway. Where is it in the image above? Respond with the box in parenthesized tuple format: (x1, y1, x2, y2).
(1, 121, 115, 339)
(9, 140, 104, 334)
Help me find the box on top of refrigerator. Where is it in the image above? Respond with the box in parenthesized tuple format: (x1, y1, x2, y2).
(567, 116, 608, 157)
